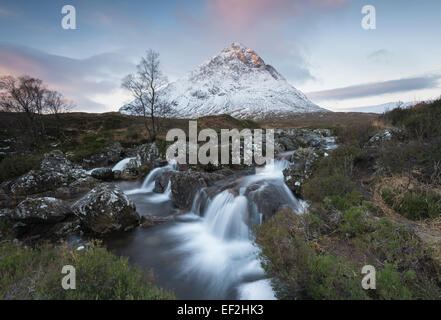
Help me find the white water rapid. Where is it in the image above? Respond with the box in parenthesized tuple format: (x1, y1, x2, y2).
(166, 159, 306, 300)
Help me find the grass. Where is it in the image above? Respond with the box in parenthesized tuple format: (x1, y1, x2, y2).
(382, 187, 441, 220)
(255, 208, 366, 300)
(0, 240, 174, 300)
(256, 101, 441, 299)
(0, 153, 43, 183)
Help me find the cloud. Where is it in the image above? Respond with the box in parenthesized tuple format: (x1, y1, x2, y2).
(0, 6, 11, 16)
(174, 0, 349, 84)
(207, 0, 348, 29)
(0, 43, 134, 112)
(367, 49, 392, 64)
(307, 75, 441, 101)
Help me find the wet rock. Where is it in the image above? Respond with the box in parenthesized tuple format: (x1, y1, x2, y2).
(153, 158, 168, 168)
(153, 169, 174, 193)
(246, 183, 295, 221)
(275, 128, 337, 151)
(137, 143, 159, 165)
(123, 156, 143, 174)
(277, 136, 299, 151)
(171, 171, 226, 209)
(140, 215, 173, 228)
(91, 168, 114, 181)
(72, 184, 140, 235)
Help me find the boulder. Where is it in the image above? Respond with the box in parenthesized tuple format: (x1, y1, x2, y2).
(277, 136, 299, 151)
(11, 169, 70, 196)
(72, 184, 140, 235)
(54, 176, 101, 200)
(10, 150, 88, 196)
(4, 197, 80, 239)
(245, 183, 298, 222)
(41, 150, 73, 173)
(137, 143, 159, 165)
(91, 168, 114, 181)
(153, 169, 174, 193)
(366, 128, 407, 147)
(12, 197, 73, 223)
(170, 171, 226, 209)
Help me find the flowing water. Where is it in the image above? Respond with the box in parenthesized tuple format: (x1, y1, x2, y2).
(106, 159, 305, 300)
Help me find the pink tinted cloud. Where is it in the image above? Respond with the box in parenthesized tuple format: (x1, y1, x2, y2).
(208, 0, 348, 29)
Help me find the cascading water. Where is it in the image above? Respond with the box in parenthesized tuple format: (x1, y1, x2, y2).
(125, 160, 177, 195)
(167, 159, 306, 299)
(109, 159, 305, 299)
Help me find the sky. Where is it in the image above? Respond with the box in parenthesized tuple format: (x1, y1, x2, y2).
(0, 0, 440, 112)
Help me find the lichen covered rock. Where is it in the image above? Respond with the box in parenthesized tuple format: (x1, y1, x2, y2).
(72, 184, 140, 234)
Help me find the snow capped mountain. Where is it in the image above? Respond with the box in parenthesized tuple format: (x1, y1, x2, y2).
(120, 42, 327, 119)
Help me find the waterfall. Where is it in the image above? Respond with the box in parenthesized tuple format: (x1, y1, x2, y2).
(204, 191, 249, 241)
(167, 159, 304, 300)
(121, 158, 302, 299)
(125, 160, 177, 195)
(112, 157, 136, 172)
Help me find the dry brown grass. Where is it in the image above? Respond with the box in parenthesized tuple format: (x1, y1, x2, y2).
(258, 111, 379, 129)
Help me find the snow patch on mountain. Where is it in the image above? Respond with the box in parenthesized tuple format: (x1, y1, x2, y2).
(120, 42, 327, 120)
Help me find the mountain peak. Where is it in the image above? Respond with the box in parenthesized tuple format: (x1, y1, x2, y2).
(219, 42, 265, 68)
(120, 43, 328, 120)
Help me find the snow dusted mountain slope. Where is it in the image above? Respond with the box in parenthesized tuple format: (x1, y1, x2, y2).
(120, 42, 327, 120)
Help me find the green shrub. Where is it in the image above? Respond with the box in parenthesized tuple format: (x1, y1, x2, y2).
(382, 99, 441, 139)
(0, 241, 174, 300)
(381, 188, 441, 220)
(364, 218, 422, 269)
(339, 206, 373, 237)
(69, 133, 108, 163)
(376, 264, 413, 300)
(381, 188, 395, 207)
(0, 154, 42, 183)
(397, 190, 441, 220)
(255, 209, 367, 300)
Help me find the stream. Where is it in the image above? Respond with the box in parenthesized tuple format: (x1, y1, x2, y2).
(105, 159, 305, 300)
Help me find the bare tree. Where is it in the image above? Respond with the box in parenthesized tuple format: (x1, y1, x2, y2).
(122, 49, 175, 141)
(0, 75, 72, 142)
(45, 90, 73, 116)
(0, 75, 47, 140)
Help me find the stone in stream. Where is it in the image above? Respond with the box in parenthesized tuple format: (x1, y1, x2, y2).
(140, 215, 173, 228)
(170, 171, 227, 210)
(91, 167, 114, 181)
(3, 197, 80, 239)
(72, 183, 140, 235)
